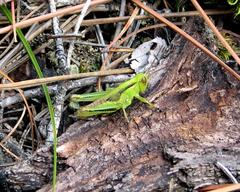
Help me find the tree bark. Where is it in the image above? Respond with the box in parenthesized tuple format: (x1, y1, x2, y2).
(1, 17, 240, 192)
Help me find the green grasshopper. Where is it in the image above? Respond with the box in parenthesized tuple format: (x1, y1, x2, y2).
(70, 73, 154, 122)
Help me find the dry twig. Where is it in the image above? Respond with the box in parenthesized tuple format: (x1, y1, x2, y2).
(0, 68, 133, 90)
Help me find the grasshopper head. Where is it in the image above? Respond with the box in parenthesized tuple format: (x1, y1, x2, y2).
(135, 73, 148, 93)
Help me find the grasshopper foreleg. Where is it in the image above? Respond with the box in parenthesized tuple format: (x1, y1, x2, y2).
(135, 94, 155, 108)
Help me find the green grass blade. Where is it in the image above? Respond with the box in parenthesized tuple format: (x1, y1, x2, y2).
(0, 5, 57, 192)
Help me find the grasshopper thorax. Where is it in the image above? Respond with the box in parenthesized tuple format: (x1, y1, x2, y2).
(135, 73, 148, 93)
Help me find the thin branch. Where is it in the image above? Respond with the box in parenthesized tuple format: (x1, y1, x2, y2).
(67, 0, 92, 67)
(114, 0, 126, 39)
(45, 0, 68, 144)
(0, 68, 133, 90)
(94, 14, 107, 62)
(79, 9, 232, 26)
